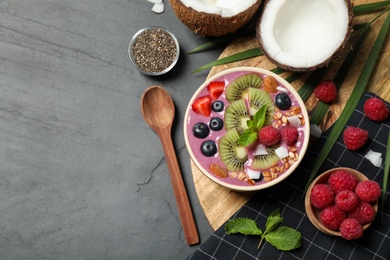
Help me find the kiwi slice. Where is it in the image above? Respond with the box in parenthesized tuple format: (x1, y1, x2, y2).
(219, 129, 248, 172)
(251, 148, 279, 170)
(225, 73, 263, 102)
(247, 88, 274, 126)
(224, 99, 250, 134)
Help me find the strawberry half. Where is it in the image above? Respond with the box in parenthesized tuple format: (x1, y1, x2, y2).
(207, 81, 225, 100)
(192, 95, 212, 116)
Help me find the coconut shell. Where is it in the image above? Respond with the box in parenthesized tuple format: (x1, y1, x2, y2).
(256, 0, 354, 72)
(169, 0, 262, 37)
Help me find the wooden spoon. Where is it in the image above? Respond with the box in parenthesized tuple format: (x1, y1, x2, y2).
(140, 85, 199, 245)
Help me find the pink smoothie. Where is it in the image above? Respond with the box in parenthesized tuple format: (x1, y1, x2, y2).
(186, 70, 307, 187)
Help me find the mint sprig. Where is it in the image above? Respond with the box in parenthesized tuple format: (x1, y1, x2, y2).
(238, 106, 267, 146)
(225, 209, 302, 251)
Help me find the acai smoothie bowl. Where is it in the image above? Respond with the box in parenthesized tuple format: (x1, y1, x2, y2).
(184, 67, 310, 191)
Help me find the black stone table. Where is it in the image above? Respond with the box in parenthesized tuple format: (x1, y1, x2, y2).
(0, 1, 227, 258)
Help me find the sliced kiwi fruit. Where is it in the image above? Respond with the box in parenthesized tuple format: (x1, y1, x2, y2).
(224, 99, 250, 134)
(225, 73, 263, 102)
(251, 148, 279, 170)
(219, 129, 248, 172)
(247, 88, 274, 126)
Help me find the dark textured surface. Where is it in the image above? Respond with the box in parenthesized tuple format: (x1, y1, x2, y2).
(189, 93, 390, 260)
(0, 1, 231, 259)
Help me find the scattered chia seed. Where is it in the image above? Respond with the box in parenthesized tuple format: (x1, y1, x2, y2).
(132, 28, 177, 73)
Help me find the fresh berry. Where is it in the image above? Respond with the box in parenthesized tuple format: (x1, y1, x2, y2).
(342, 126, 369, 151)
(275, 93, 291, 110)
(200, 140, 217, 157)
(310, 184, 335, 209)
(207, 81, 225, 100)
(335, 190, 358, 211)
(211, 100, 224, 112)
(314, 81, 338, 103)
(280, 125, 299, 146)
(363, 97, 389, 122)
(339, 218, 363, 240)
(320, 206, 346, 231)
(258, 126, 280, 147)
(328, 170, 359, 193)
(355, 180, 381, 202)
(209, 117, 224, 131)
(192, 95, 212, 116)
(192, 122, 209, 138)
(348, 201, 376, 224)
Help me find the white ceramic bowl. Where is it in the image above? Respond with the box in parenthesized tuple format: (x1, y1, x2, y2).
(184, 67, 310, 191)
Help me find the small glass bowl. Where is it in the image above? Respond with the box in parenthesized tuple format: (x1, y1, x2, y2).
(128, 27, 180, 76)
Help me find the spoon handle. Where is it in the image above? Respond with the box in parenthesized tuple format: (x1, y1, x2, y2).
(158, 129, 199, 245)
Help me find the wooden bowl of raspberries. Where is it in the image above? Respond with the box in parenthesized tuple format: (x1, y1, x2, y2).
(305, 167, 380, 240)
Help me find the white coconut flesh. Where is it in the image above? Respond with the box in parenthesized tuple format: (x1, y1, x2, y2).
(260, 0, 350, 69)
(180, 0, 258, 17)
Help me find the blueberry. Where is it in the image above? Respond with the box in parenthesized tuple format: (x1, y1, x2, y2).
(275, 93, 292, 110)
(192, 122, 209, 138)
(200, 140, 217, 157)
(209, 117, 224, 131)
(211, 100, 224, 112)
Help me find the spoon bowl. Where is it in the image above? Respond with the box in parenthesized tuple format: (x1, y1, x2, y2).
(140, 86, 199, 245)
(141, 85, 175, 130)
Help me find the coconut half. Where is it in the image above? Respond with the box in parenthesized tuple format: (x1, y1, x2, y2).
(169, 0, 262, 36)
(257, 0, 353, 71)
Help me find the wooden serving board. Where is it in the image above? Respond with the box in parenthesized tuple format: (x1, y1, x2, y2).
(192, 0, 390, 231)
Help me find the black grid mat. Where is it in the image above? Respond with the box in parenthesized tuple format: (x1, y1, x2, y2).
(188, 92, 390, 260)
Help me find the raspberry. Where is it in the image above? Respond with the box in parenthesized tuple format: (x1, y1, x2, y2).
(348, 201, 376, 224)
(355, 180, 381, 202)
(335, 190, 358, 211)
(363, 97, 389, 122)
(310, 184, 335, 209)
(328, 170, 359, 193)
(258, 126, 280, 147)
(280, 125, 299, 146)
(339, 218, 363, 240)
(320, 206, 346, 231)
(313, 81, 338, 103)
(342, 126, 369, 151)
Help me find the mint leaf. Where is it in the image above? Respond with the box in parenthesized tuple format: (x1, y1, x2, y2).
(264, 226, 302, 251)
(238, 129, 258, 146)
(265, 209, 283, 232)
(247, 119, 254, 129)
(225, 218, 262, 236)
(237, 106, 267, 146)
(252, 106, 267, 131)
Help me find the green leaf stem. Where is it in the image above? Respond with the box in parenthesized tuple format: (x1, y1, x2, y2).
(297, 67, 329, 102)
(270, 67, 285, 75)
(304, 11, 390, 192)
(310, 24, 370, 125)
(353, 1, 390, 16)
(192, 48, 263, 73)
(383, 132, 390, 202)
(187, 29, 255, 54)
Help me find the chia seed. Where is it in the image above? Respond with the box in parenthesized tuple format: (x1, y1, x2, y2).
(132, 28, 178, 73)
